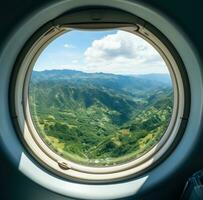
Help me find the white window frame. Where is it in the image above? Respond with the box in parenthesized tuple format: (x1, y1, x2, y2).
(11, 8, 188, 183)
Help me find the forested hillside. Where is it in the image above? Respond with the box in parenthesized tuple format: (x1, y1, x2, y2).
(29, 69, 173, 166)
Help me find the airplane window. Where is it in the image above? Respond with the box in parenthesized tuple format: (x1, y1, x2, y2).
(12, 17, 187, 182)
(4, 4, 191, 199)
(7, 7, 190, 199)
(28, 29, 173, 167)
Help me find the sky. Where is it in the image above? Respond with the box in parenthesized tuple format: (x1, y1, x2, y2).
(34, 29, 169, 75)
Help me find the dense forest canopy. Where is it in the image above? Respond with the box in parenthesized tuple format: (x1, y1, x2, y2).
(29, 69, 173, 166)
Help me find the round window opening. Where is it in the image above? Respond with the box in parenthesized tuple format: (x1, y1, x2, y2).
(12, 9, 188, 182)
(30, 29, 173, 167)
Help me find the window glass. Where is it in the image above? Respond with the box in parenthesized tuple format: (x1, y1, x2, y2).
(29, 30, 173, 166)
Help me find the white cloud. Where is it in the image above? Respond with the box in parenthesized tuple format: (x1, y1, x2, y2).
(64, 43, 75, 48)
(34, 30, 168, 74)
(84, 30, 167, 74)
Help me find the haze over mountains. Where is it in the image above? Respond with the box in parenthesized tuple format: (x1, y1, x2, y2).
(32, 69, 171, 85)
(32, 69, 171, 96)
(29, 69, 173, 166)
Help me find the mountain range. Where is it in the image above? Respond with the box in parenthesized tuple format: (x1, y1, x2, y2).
(29, 69, 173, 166)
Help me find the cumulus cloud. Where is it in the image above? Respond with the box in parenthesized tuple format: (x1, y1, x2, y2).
(84, 30, 167, 74)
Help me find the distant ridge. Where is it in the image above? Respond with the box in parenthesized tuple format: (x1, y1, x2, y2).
(33, 69, 171, 84)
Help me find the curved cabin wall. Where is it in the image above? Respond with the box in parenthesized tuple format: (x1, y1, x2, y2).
(0, 1, 203, 200)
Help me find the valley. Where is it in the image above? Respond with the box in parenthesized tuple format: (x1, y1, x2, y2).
(29, 69, 173, 166)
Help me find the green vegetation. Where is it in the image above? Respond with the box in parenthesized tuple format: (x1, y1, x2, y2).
(29, 70, 173, 166)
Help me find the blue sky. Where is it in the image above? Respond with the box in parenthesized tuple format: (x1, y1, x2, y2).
(34, 29, 169, 74)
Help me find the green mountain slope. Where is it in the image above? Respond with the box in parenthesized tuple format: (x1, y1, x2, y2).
(29, 69, 173, 166)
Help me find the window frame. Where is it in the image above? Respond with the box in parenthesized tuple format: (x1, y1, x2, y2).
(10, 8, 190, 183)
